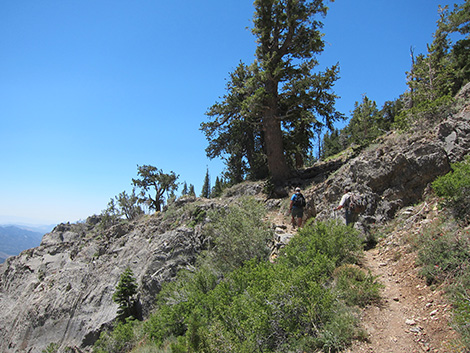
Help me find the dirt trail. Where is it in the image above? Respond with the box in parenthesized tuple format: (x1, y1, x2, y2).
(270, 205, 460, 353)
(347, 243, 458, 353)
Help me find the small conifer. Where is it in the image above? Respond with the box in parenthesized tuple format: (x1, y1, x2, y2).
(113, 267, 138, 322)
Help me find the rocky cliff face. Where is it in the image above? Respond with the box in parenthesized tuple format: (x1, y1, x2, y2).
(1, 85, 469, 353)
(0, 200, 215, 353)
(305, 85, 470, 232)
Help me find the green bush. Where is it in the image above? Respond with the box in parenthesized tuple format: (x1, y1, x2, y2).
(333, 264, 382, 307)
(451, 277, 470, 349)
(415, 216, 470, 349)
(99, 203, 379, 353)
(417, 223, 470, 285)
(42, 343, 59, 353)
(94, 319, 139, 353)
(202, 197, 272, 273)
(432, 155, 470, 223)
(394, 95, 454, 131)
(188, 206, 206, 228)
(142, 219, 374, 352)
(279, 219, 363, 269)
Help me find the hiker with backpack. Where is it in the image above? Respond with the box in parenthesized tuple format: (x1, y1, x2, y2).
(289, 187, 306, 228)
(334, 187, 357, 226)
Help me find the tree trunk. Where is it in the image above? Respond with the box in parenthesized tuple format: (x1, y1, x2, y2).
(263, 80, 291, 184)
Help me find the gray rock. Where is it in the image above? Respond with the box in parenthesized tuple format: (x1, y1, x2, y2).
(0, 211, 208, 353)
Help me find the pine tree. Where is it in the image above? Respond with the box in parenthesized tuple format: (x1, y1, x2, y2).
(181, 182, 189, 196)
(202, 0, 342, 185)
(189, 184, 196, 197)
(211, 176, 224, 198)
(112, 267, 139, 322)
(345, 96, 381, 147)
(322, 129, 343, 159)
(132, 165, 179, 212)
(200, 169, 211, 199)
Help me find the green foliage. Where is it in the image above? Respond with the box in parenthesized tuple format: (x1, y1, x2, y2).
(417, 218, 470, 285)
(414, 215, 470, 349)
(344, 96, 382, 147)
(394, 94, 455, 131)
(202, 197, 272, 273)
(42, 343, 59, 353)
(333, 265, 382, 307)
(200, 168, 211, 198)
(94, 319, 140, 353)
(181, 182, 196, 197)
(113, 267, 139, 322)
(322, 128, 344, 159)
(188, 184, 196, 197)
(99, 198, 121, 229)
(132, 165, 179, 212)
(142, 218, 376, 353)
(314, 306, 367, 353)
(445, 2, 470, 93)
(210, 176, 226, 198)
(202, 1, 343, 183)
(399, 3, 469, 129)
(321, 95, 401, 160)
(432, 155, 470, 223)
(115, 188, 144, 220)
(279, 220, 363, 269)
(187, 206, 206, 229)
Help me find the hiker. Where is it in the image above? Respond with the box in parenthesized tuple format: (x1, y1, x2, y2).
(334, 187, 355, 226)
(289, 187, 306, 228)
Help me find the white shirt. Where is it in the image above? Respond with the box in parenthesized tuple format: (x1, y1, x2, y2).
(339, 192, 352, 208)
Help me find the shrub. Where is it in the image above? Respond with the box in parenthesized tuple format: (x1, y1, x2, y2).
(417, 222, 470, 285)
(94, 319, 140, 353)
(143, 219, 373, 352)
(202, 197, 272, 273)
(42, 343, 59, 353)
(279, 219, 363, 269)
(415, 216, 470, 349)
(394, 95, 454, 131)
(333, 264, 382, 307)
(432, 155, 470, 223)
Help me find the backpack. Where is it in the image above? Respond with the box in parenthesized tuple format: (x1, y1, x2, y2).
(347, 193, 366, 213)
(292, 193, 306, 208)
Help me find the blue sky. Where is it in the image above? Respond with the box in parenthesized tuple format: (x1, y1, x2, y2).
(0, 0, 464, 225)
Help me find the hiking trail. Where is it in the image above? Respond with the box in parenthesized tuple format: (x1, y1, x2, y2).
(270, 202, 460, 353)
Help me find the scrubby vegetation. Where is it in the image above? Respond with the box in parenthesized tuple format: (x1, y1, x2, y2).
(94, 199, 382, 353)
(414, 155, 470, 349)
(432, 155, 470, 224)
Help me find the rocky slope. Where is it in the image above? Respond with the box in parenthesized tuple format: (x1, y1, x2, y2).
(0, 205, 214, 352)
(0, 84, 469, 353)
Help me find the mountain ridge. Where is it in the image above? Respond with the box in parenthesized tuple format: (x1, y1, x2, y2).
(0, 225, 45, 263)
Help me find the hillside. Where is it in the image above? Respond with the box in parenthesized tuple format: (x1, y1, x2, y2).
(0, 225, 45, 263)
(0, 85, 468, 352)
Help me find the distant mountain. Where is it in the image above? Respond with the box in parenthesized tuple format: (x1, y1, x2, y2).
(0, 225, 45, 263)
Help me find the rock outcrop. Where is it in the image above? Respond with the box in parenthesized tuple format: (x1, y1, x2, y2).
(0, 207, 212, 353)
(306, 83, 470, 232)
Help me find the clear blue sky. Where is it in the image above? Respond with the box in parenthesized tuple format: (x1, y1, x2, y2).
(0, 0, 464, 226)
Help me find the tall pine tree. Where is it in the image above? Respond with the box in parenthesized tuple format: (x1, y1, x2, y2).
(202, 0, 342, 185)
(200, 169, 211, 199)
